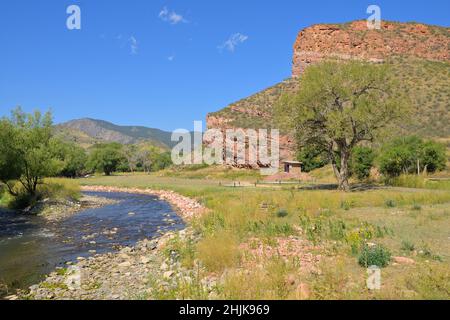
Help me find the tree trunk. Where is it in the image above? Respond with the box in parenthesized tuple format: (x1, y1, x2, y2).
(3, 181, 18, 197)
(338, 150, 351, 192)
(329, 145, 351, 192)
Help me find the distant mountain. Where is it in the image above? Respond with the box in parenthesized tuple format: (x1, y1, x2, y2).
(55, 118, 176, 149)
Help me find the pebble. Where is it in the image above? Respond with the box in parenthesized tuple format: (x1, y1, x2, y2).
(140, 256, 151, 264)
(118, 261, 132, 268)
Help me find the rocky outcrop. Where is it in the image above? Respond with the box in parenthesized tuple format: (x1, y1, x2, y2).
(206, 79, 299, 164)
(205, 20, 450, 166)
(293, 20, 449, 77)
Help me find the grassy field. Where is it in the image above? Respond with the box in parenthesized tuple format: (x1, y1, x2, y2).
(79, 171, 450, 300)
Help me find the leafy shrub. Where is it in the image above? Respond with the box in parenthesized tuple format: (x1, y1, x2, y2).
(0, 187, 12, 207)
(379, 136, 447, 178)
(164, 235, 196, 268)
(87, 143, 125, 176)
(385, 199, 397, 208)
(351, 147, 376, 181)
(276, 209, 289, 218)
(340, 200, 353, 211)
(327, 219, 347, 241)
(7, 178, 80, 210)
(8, 190, 38, 210)
(401, 240, 416, 252)
(358, 244, 392, 268)
(296, 145, 328, 172)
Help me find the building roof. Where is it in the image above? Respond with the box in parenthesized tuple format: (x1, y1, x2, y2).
(283, 161, 302, 165)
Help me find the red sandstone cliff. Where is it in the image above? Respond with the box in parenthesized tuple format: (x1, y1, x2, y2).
(292, 20, 449, 77)
(206, 20, 450, 167)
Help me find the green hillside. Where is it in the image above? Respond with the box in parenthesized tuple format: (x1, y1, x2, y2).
(55, 118, 175, 150)
(208, 57, 450, 139)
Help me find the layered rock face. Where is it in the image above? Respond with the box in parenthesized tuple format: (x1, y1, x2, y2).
(206, 79, 299, 165)
(293, 20, 449, 77)
(206, 20, 450, 168)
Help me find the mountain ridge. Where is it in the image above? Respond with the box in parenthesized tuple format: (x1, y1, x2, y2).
(55, 118, 176, 149)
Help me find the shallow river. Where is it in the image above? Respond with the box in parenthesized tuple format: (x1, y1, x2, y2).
(0, 191, 185, 297)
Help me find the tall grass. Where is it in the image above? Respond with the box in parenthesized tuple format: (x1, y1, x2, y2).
(196, 231, 240, 272)
(41, 178, 81, 201)
(220, 258, 295, 300)
(3, 178, 81, 209)
(80, 174, 450, 300)
(389, 174, 450, 190)
(389, 175, 426, 188)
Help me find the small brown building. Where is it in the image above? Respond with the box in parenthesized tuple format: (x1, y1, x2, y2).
(283, 161, 302, 174)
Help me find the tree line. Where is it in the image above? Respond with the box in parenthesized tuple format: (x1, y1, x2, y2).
(0, 108, 172, 202)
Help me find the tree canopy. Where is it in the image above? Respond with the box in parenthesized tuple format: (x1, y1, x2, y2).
(379, 136, 447, 177)
(0, 108, 60, 196)
(276, 60, 408, 190)
(87, 143, 125, 176)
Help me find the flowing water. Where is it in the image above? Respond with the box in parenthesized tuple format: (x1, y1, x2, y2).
(0, 191, 185, 297)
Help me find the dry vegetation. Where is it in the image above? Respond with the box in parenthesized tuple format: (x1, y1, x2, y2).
(80, 170, 450, 300)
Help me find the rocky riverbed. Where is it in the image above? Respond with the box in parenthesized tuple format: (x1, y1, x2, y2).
(10, 186, 209, 300)
(80, 186, 207, 221)
(28, 195, 119, 222)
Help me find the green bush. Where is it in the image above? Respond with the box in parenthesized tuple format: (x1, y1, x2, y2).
(340, 200, 353, 211)
(401, 240, 416, 252)
(379, 136, 447, 178)
(276, 209, 289, 218)
(351, 147, 376, 181)
(358, 244, 392, 268)
(385, 199, 397, 208)
(87, 143, 125, 176)
(296, 145, 328, 172)
(7, 178, 80, 210)
(8, 190, 39, 210)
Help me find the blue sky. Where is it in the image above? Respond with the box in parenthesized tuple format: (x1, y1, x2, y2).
(0, 0, 448, 131)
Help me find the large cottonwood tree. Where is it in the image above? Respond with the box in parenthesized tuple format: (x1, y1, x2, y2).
(0, 107, 59, 196)
(276, 61, 407, 191)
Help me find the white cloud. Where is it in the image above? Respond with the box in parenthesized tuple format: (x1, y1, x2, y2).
(218, 33, 249, 53)
(129, 36, 138, 55)
(168, 55, 175, 62)
(159, 6, 188, 25)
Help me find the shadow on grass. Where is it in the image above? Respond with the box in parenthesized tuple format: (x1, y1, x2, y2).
(298, 183, 385, 192)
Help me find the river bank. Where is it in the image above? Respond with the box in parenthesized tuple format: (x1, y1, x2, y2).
(80, 186, 207, 221)
(29, 194, 119, 222)
(8, 187, 208, 300)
